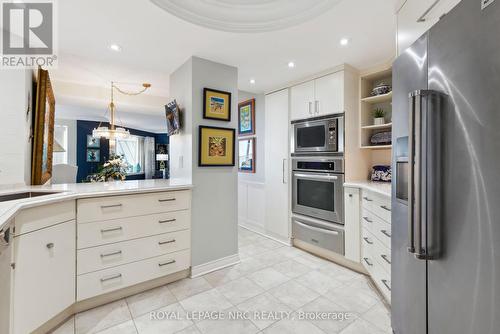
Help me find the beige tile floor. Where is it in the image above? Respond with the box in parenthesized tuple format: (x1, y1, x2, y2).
(51, 227, 392, 334)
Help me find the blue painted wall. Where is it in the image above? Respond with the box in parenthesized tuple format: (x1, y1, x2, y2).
(76, 120, 169, 182)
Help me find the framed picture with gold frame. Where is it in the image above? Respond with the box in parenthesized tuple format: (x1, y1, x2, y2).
(203, 88, 231, 121)
(31, 67, 56, 185)
(199, 126, 235, 167)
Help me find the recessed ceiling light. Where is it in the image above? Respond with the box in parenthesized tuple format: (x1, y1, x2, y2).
(109, 44, 122, 52)
(288, 61, 295, 68)
(340, 38, 349, 46)
(250, 78, 256, 84)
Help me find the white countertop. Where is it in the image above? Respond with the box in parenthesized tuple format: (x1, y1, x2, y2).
(344, 180, 391, 197)
(0, 179, 192, 231)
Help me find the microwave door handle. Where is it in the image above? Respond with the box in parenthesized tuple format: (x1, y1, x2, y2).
(293, 173, 338, 181)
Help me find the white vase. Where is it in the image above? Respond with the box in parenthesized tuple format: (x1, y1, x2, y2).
(374, 117, 385, 125)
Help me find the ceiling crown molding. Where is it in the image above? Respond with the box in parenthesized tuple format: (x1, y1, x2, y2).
(150, 0, 341, 33)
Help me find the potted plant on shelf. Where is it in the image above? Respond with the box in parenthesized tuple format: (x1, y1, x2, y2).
(373, 108, 386, 125)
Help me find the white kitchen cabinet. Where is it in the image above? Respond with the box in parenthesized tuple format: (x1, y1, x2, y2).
(12, 220, 76, 334)
(344, 187, 361, 262)
(314, 72, 344, 117)
(265, 89, 290, 240)
(290, 71, 347, 121)
(290, 80, 315, 120)
(360, 189, 391, 303)
(397, 0, 462, 54)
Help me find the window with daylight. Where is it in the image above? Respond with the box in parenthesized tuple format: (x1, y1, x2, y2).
(116, 135, 145, 174)
(53, 125, 68, 165)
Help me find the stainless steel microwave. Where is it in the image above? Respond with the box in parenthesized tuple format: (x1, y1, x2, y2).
(292, 115, 344, 154)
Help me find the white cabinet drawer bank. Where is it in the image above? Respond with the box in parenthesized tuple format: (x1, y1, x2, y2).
(0, 181, 192, 334)
(344, 181, 391, 303)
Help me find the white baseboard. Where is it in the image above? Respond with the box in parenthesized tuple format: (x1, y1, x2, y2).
(190, 253, 241, 278)
(239, 223, 292, 246)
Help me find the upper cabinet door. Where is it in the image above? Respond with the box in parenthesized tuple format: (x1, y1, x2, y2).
(290, 80, 315, 121)
(314, 71, 344, 116)
(397, 0, 462, 54)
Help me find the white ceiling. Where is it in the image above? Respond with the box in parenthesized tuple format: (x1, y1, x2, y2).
(54, 0, 397, 121)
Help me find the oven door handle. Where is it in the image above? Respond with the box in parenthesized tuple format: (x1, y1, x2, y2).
(295, 220, 340, 236)
(293, 173, 338, 181)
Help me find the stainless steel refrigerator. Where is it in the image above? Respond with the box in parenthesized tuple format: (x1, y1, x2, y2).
(392, 0, 500, 333)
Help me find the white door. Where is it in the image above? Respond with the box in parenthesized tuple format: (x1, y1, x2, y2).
(314, 71, 345, 116)
(397, 0, 462, 54)
(265, 89, 290, 240)
(12, 221, 76, 334)
(290, 80, 314, 121)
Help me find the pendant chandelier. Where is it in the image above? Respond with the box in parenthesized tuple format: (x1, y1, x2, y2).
(92, 81, 151, 141)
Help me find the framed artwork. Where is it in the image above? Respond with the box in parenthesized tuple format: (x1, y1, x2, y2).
(198, 126, 235, 167)
(86, 149, 100, 163)
(203, 88, 231, 121)
(31, 67, 55, 185)
(87, 135, 100, 148)
(238, 99, 255, 136)
(238, 138, 255, 173)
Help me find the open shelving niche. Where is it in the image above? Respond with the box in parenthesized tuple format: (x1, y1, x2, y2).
(358, 63, 393, 171)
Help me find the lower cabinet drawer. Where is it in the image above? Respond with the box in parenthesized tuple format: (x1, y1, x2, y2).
(362, 228, 391, 303)
(361, 190, 391, 223)
(77, 249, 191, 301)
(361, 208, 391, 250)
(77, 190, 191, 224)
(77, 229, 190, 275)
(77, 210, 190, 249)
(292, 217, 345, 255)
(372, 266, 391, 302)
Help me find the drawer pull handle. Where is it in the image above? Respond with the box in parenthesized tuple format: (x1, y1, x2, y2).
(381, 254, 391, 264)
(159, 218, 176, 224)
(158, 198, 176, 202)
(100, 273, 122, 282)
(381, 230, 392, 238)
(348, 194, 353, 198)
(363, 237, 373, 245)
(100, 204, 123, 209)
(159, 239, 176, 245)
(159, 260, 176, 267)
(46, 242, 54, 249)
(381, 279, 391, 291)
(363, 197, 373, 202)
(380, 205, 391, 212)
(101, 227, 123, 233)
(101, 250, 122, 258)
(363, 217, 373, 223)
(363, 258, 373, 266)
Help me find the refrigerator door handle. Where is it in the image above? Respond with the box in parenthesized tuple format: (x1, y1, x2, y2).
(408, 92, 416, 254)
(410, 90, 441, 260)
